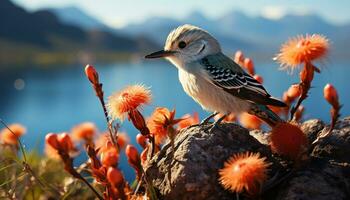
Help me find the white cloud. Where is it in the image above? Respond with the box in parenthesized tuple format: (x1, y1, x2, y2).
(261, 5, 286, 20)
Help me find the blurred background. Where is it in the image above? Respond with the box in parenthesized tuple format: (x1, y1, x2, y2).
(1, 0, 350, 178)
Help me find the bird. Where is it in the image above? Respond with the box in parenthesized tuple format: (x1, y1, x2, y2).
(145, 24, 286, 130)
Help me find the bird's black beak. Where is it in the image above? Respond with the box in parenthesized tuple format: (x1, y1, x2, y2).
(145, 50, 175, 59)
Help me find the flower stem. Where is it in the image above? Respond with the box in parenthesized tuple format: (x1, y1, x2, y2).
(93, 83, 119, 151)
(0, 119, 61, 196)
(77, 174, 104, 200)
(290, 63, 315, 120)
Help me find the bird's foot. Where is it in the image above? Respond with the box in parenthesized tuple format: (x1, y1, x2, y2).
(200, 112, 219, 125)
(204, 114, 227, 133)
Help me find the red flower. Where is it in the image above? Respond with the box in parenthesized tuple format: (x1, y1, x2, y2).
(147, 107, 183, 145)
(219, 152, 270, 195)
(270, 122, 308, 160)
(107, 84, 151, 120)
(275, 34, 329, 70)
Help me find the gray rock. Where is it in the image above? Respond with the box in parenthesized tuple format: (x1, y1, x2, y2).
(301, 119, 325, 142)
(144, 118, 350, 200)
(312, 117, 350, 163)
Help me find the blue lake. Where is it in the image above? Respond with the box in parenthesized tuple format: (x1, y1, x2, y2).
(0, 59, 349, 180)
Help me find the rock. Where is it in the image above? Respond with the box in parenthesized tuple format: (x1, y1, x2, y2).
(301, 119, 325, 142)
(275, 160, 350, 200)
(249, 129, 269, 145)
(312, 117, 350, 163)
(144, 118, 350, 200)
(145, 123, 280, 200)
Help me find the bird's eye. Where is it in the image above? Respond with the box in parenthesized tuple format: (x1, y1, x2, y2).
(178, 41, 187, 49)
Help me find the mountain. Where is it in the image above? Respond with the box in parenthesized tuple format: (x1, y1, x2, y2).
(121, 10, 350, 58)
(121, 13, 254, 52)
(0, 0, 158, 66)
(49, 6, 110, 31)
(0, 0, 85, 47)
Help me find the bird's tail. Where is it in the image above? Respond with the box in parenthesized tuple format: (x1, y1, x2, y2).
(248, 104, 284, 127)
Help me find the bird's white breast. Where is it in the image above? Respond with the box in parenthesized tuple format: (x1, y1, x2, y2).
(178, 66, 250, 114)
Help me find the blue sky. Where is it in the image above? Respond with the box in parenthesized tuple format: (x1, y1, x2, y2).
(13, 0, 350, 28)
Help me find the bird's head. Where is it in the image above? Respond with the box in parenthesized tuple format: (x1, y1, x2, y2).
(145, 24, 221, 68)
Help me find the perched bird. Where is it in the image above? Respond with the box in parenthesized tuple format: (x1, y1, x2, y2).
(145, 24, 286, 130)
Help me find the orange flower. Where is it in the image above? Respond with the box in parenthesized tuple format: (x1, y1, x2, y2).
(275, 34, 328, 70)
(0, 124, 26, 145)
(270, 122, 308, 160)
(324, 84, 339, 108)
(178, 112, 200, 129)
(71, 122, 97, 141)
(147, 107, 182, 145)
(107, 84, 151, 120)
(219, 152, 270, 195)
(239, 113, 262, 129)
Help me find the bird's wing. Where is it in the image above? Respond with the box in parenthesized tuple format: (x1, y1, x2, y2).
(199, 53, 274, 104)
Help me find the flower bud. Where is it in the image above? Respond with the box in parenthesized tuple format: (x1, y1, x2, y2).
(45, 133, 59, 150)
(117, 133, 129, 149)
(240, 112, 262, 129)
(85, 64, 99, 84)
(136, 133, 147, 149)
(101, 146, 119, 167)
(253, 75, 263, 84)
(234, 51, 244, 64)
(244, 58, 255, 75)
(125, 145, 141, 167)
(129, 109, 149, 135)
(57, 133, 74, 152)
(287, 84, 301, 100)
(107, 167, 124, 187)
(324, 84, 339, 107)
